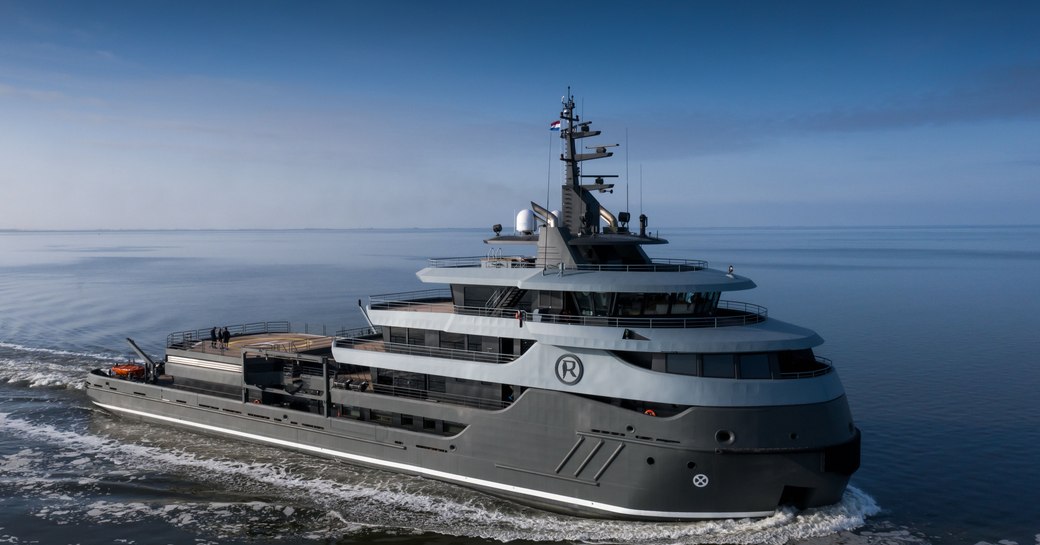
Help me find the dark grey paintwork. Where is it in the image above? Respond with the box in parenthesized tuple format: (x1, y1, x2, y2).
(86, 367, 857, 519)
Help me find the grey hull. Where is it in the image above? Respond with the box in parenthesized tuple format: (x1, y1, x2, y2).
(84, 94, 862, 521)
(86, 372, 858, 520)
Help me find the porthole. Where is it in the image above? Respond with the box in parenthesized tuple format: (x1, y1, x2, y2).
(626, 425, 634, 433)
(715, 430, 735, 445)
(646, 457, 655, 465)
(687, 461, 696, 469)
(789, 432, 799, 440)
(449, 445, 456, 451)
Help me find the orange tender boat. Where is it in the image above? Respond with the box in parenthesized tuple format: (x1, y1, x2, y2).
(110, 364, 146, 379)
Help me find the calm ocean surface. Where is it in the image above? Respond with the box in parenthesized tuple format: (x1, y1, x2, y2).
(1, 226, 1038, 545)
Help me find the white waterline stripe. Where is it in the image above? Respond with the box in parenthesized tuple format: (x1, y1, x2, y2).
(92, 400, 773, 520)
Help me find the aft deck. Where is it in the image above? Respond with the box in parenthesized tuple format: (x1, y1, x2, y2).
(166, 322, 334, 358)
(189, 333, 333, 358)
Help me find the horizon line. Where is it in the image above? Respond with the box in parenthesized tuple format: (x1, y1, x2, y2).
(2, 223, 1039, 234)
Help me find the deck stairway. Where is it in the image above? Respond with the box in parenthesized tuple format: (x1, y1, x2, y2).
(486, 287, 527, 309)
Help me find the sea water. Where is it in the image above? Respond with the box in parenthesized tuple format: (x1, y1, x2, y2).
(1, 226, 1038, 545)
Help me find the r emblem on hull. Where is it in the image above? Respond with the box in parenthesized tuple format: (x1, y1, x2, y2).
(555, 354, 584, 385)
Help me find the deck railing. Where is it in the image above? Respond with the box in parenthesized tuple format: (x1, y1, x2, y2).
(333, 336, 518, 364)
(249, 336, 332, 354)
(369, 289, 450, 306)
(368, 291, 767, 329)
(777, 356, 833, 379)
(166, 321, 291, 349)
(426, 255, 708, 272)
(427, 255, 536, 269)
(335, 325, 384, 338)
(524, 301, 767, 328)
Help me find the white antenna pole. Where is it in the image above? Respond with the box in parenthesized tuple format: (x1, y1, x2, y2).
(625, 128, 630, 213)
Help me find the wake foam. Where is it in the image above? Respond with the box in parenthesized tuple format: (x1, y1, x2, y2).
(0, 357, 92, 389)
(0, 412, 880, 543)
(0, 342, 123, 389)
(0, 342, 118, 360)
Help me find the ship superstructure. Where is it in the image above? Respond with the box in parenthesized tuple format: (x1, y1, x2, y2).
(86, 92, 859, 520)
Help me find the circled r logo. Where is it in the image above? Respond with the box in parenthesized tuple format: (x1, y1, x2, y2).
(554, 354, 584, 385)
(692, 474, 709, 488)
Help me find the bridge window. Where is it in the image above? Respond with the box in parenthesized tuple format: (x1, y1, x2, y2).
(572, 291, 613, 316)
(614, 291, 720, 316)
(738, 353, 772, 379)
(665, 353, 698, 376)
(614, 293, 646, 316)
(702, 354, 735, 378)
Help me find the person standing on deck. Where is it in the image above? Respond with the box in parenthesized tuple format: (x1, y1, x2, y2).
(222, 327, 230, 348)
(210, 327, 217, 348)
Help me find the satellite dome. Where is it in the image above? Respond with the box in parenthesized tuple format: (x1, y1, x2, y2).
(516, 209, 535, 235)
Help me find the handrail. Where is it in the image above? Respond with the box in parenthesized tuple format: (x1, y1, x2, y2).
(166, 321, 291, 349)
(426, 256, 708, 271)
(427, 255, 537, 269)
(333, 337, 518, 364)
(568, 258, 709, 272)
(253, 336, 331, 354)
(369, 289, 450, 304)
(369, 294, 767, 329)
(777, 356, 833, 379)
(523, 302, 766, 328)
(335, 325, 384, 338)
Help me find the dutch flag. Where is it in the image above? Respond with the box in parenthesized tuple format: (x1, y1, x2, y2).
(549, 120, 561, 131)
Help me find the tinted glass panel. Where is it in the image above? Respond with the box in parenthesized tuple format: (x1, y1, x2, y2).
(440, 332, 464, 350)
(702, 354, 735, 378)
(666, 354, 698, 376)
(739, 353, 772, 379)
(443, 422, 466, 435)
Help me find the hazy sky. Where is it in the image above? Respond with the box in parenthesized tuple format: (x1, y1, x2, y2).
(1, 1, 1038, 229)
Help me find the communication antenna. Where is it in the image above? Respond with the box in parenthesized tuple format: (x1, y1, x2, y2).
(639, 163, 643, 216)
(625, 128, 630, 214)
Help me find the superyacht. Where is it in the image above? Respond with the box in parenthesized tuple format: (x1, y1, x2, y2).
(86, 92, 860, 520)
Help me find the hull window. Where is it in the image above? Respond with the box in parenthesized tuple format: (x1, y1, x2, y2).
(614, 350, 828, 380)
